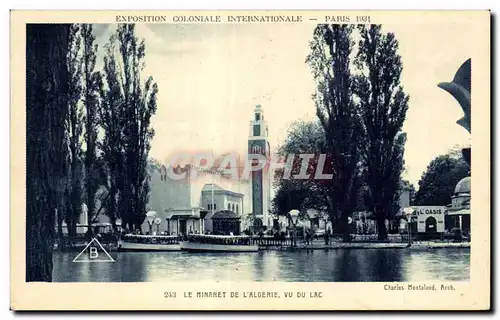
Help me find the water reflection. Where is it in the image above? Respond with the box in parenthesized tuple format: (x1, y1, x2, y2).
(52, 248, 470, 282)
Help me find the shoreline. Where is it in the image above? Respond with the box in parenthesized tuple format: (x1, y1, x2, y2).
(266, 241, 471, 251)
(53, 241, 471, 252)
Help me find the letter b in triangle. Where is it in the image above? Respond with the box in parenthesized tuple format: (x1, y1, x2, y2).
(73, 238, 115, 263)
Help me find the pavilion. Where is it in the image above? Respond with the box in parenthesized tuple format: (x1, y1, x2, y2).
(445, 176, 471, 233)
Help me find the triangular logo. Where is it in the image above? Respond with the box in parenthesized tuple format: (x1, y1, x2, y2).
(73, 238, 115, 263)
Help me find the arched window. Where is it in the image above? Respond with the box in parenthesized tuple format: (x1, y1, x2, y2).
(228, 203, 231, 210)
(252, 145, 262, 154)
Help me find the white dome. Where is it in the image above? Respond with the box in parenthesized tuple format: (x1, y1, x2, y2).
(454, 176, 471, 195)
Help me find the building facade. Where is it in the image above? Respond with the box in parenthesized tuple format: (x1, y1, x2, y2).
(412, 206, 446, 234)
(144, 164, 204, 235)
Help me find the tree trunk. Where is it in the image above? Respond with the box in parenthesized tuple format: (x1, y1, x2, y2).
(329, 202, 339, 234)
(64, 210, 74, 247)
(376, 210, 388, 241)
(135, 217, 143, 234)
(109, 214, 117, 233)
(26, 24, 70, 282)
(66, 214, 77, 240)
(108, 185, 117, 232)
(56, 208, 66, 251)
(329, 215, 336, 234)
(87, 184, 95, 225)
(339, 214, 351, 243)
(70, 186, 80, 237)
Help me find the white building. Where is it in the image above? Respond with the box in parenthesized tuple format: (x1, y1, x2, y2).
(146, 164, 249, 235)
(445, 176, 471, 232)
(200, 183, 244, 233)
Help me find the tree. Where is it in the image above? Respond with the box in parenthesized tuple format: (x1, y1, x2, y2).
(148, 157, 162, 171)
(101, 25, 158, 231)
(409, 183, 416, 206)
(415, 151, 469, 206)
(119, 25, 158, 230)
(64, 24, 84, 240)
(99, 34, 125, 232)
(271, 120, 332, 218)
(385, 133, 407, 219)
(81, 24, 102, 232)
(272, 178, 313, 216)
(306, 24, 365, 241)
(26, 24, 70, 281)
(354, 25, 410, 240)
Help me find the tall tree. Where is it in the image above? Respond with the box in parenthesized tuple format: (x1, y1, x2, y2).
(306, 24, 365, 241)
(415, 151, 469, 206)
(26, 24, 70, 281)
(64, 23, 84, 240)
(100, 35, 125, 232)
(386, 133, 407, 217)
(101, 25, 158, 231)
(119, 24, 158, 230)
(81, 24, 102, 232)
(354, 25, 410, 240)
(56, 158, 69, 251)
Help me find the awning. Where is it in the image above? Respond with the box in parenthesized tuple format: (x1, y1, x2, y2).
(169, 214, 200, 219)
(446, 208, 470, 216)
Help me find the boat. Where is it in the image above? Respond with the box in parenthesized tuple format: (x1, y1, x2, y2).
(180, 234, 259, 252)
(118, 234, 181, 252)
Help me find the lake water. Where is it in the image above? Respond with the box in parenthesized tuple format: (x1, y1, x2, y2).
(52, 248, 470, 282)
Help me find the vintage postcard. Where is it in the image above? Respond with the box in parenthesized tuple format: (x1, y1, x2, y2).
(10, 10, 490, 311)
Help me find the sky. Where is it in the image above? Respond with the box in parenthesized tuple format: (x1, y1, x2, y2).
(93, 22, 471, 187)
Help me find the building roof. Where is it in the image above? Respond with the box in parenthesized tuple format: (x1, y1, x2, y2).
(211, 210, 241, 220)
(454, 176, 471, 195)
(149, 163, 193, 174)
(202, 183, 226, 192)
(201, 183, 244, 198)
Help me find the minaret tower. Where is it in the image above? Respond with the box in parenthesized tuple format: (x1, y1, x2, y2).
(248, 104, 271, 229)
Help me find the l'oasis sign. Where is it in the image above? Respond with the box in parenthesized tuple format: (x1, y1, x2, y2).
(413, 206, 445, 216)
(411, 206, 446, 233)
